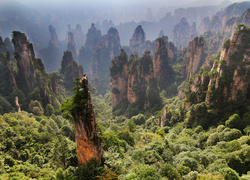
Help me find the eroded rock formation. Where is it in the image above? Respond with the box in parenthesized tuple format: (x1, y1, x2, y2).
(154, 37, 173, 90)
(12, 31, 38, 90)
(61, 50, 83, 89)
(171, 17, 197, 48)
(129, 25, 146, 52)
(49, 25, 59, 48)
(182, 36, 208, 78)
(73, 74, 103, 164)
(110, 50, 161, 113)
(85, 23, 102, 51)
(184, 28, 250, 108)
(67, 32, 78, 60)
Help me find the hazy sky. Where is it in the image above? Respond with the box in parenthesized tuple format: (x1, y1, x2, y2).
(6, 0, 247, 9)
(12, 0, 227, 8)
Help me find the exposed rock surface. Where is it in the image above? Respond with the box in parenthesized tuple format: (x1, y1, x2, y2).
(205, 28, 250, 104)
(91, 27, 121, 93)
(110, 49, 128, 107)
(15, 97, 21, 113)
(225, 9, 250, 33)
(49, 25, 59, 48)
(38, 25, 64, 73)
(198, 17, 210, 35)
(153, 37, 173, 90)
(184, 28, 250, 108)
(0, 51, 17, 95)
(208, 1, 250, 32)
(67, 32, 78, 60)
(129, 25, 146, 52)
(12, 31, 38, 90)
(0, 37, 8, 53)
(110, 50, 161, 113)
(182, 36, 208, 78)
(171, 17, 197, 48)
(85, 23, 102, 51)
(61, 50, 83, 89)
(73, 74, 103, 164)
(75, 24, 85, 49)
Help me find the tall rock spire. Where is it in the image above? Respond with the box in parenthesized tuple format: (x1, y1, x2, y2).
(72, 74, 103, 164)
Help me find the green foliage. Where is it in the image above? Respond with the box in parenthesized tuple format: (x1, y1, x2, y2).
(0, 95, 14, 114)
(75, 160, 102, 180)
(127, 119, 136, 132)
(45, 104, 55, 116)
(159, 163, 181, 180)
(219, 168, 240, 180)
(103, 131, 126, 152)
(223, 39, 231, 50)
(118, 130, 135, 146)
(131, 114, 146, 125)
(225, 114, 241, 129)
(125, 167, 161, 180)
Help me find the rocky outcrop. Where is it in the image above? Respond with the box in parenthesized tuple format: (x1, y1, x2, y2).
(129, 25, 146, 52)
(182, 36, 208, 78)
(153, 37, 173, 90)
(72, 74, 103, 164)
(198, 17, 210, 35)
(0, 37, 8, 53)
(171, 17, 197, 48)
(225, 9, 250, 33)
(101, 20, 115, 35)
(166, 41, 177, 63)
(15, 97, 21, 113)
(0, 51, 17, 96)
(12, 31, 38, 91)
(67, 32, 78, 60)
(91, 27, 121, 93)
(184, 27, 250, 109)
(85, 23, 102, 51)
(39, 25, 64, 73)
(110, 49, 128, 107)
(110, 50, 161, 114)
(208, 1, 250, 32)
(49, 25, 59, 48)
(75, 24, 85, 49)
(61, 50, 83, 89)
(205, 28, 250, 104)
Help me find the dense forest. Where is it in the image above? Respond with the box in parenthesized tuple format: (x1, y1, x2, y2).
(0, 1, 250, 180)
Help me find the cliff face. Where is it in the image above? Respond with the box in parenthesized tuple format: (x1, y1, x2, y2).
(110, 49, 128, 107)
(185, 28, 250, 108)
(205, 28, 250, 104)
(61, 50, 83, 89)
(171, 17, 197, 48)
(0, 37, 8, 53)
(67, 32, 78, 60)
(110, 50, 161, 113)
(182, 36, 208, 79)
(38, 25, 64, 73)
(0, 51, 17, 96)
(153, 37, 173, 90)
(12, 31, 38, 91)
(208, 2, 250, 32)
(75, 24, 85, 49)
(49, 25, 59, 48)
(91, 27, 121, 93)
(85, 23, 102, 51)
(129, 25, 146, 52)
(225, 9, 250, 33)
(198, 17, 210, 35)
(73, 74, 103, 164)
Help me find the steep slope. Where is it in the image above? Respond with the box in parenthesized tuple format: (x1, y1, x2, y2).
(71, 75, 103, 164)
(184, 26, 250, 127)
